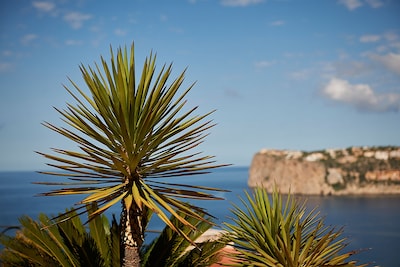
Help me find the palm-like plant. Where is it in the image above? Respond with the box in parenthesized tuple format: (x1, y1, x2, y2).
(0, 204, 120, 267)
(223, 187, 368, 267)
(35, 43, 226, 266)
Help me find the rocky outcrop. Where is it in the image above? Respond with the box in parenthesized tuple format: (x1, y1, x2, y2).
(248, 146, 400, 195)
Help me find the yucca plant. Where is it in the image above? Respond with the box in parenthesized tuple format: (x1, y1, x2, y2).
(222, 187, 368, 267)
(0, 204, 120, 267)
(35, 42, 227, 266)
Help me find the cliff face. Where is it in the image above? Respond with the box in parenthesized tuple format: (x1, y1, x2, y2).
(248, 146, 400, 195)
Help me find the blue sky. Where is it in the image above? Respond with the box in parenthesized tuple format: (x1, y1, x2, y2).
(0, 0, 399, 171)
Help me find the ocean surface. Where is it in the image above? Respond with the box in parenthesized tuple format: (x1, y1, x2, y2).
(1, 167, 399, 267)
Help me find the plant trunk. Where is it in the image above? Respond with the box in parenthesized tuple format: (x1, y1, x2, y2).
(121, 203, 144, 267)
(123, 245, 141, 267)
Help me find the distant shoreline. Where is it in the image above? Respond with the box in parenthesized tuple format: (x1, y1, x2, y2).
(249, 146, 400, 196)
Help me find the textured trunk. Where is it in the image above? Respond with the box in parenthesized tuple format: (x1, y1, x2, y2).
(121, 202, 144, 267)
(123, 245, 141, 267)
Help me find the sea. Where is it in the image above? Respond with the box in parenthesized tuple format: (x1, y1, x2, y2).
(0, 167, 399, 267)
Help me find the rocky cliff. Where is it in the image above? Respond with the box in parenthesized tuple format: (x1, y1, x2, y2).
(248, 146, 400, 195)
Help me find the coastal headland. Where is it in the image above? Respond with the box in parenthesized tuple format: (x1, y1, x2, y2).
(248, 146, 400, 195)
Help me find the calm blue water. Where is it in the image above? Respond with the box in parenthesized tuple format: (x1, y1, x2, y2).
(1, 167, 399, 266)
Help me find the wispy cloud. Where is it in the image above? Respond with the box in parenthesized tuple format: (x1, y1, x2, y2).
(32, 1, 55, 13)
(333, 60, 371, 77)
(358, 31, 399, 52)
(368, 53, 400, 75)
(359, 32, 398, 44)
(338, 0, 384, 10)
(360, 34, 381, 43)
(383, 32, 399, 42)
(365, 0, 384, 8)
(338, 0, 363, 10)
(63, 12, 92, 29)
(33, 1, 93, 30)
(322, 78, 400, 112)
(270, 20, 285, 26)
(114, 28, 127, 36)
(220, 0, 264, 7)
(254, 60, 275, 68)
(375, 32, 400, 51)
(289, 69, 312, 81)
(326, 31, 399, 78)
(21, 34, 38, 45)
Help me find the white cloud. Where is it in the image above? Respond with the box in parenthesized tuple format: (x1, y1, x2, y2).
(360, 34, 381, 43)
(32, 1, 55, 13)
(358, 32, 399, 52)
(270, 20, 285, 26)
(365, 0, 384, 8)
(338, 0, 384, 10)
(255, 60, 274, 68)
(359, 32, 397, 44)
(369, 53, 400, 75)
(334, 60, 371, 77)
(63, 12, 92, 29)
(390, 42, 400, 51)
(322, 78, 400, 112)
(383, 32, 399, 42)
(220, 0, 264, 7)
(21, 34, 38, 45)
(338, 0, 363, 10)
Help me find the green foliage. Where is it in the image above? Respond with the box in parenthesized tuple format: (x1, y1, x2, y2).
(35, 42, 228, 250)
(0, 207, 227, 267)
(0, 204, 120, 267)
(141, 211, 227, 267)
(223, 187, 367, 267)
(331, 182, 347, 191)
(306, 146, 400, 187)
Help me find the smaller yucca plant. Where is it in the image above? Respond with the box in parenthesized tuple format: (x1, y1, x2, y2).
(0, 204, 120, 267)
(223, 187, 368, 267)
